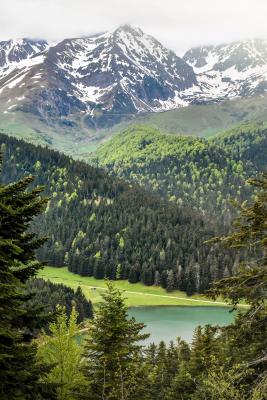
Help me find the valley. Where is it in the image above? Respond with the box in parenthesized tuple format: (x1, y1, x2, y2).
(1, 14, 267, 399)
(1, 132, 236, 294)
(1, 121, 266, 296)
(40, 266, 236, 344)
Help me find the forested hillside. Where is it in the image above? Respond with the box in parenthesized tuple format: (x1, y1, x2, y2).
(212, 122, 267, 170)
(1, 142, 266, 399)
(93, 124, 267, 224)
(0, 133, 236, 293)
(26, 279, 93, 325)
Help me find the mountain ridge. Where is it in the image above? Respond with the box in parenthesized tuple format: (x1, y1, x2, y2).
(1, 26, 267, 132)
(184, 38, 267, 101)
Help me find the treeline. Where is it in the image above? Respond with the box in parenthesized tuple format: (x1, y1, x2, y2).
(93, 123, 267, 225)
(0, 133, 237, 293)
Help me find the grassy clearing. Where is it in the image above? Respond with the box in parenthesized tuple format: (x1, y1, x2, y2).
(39, 267, 230, 308)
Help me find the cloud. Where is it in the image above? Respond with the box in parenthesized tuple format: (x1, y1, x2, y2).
(1, 0, 267, 54)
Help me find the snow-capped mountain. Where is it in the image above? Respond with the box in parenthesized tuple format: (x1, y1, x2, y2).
(0, 39, 48, 77)
(0, 27, 267, 129)
(183, 39, 267, 101)
(0, 26, 197, 127)
(52, 25, 197, 113)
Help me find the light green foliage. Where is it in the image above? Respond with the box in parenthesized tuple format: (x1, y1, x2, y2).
(89, 212, 96, 222)
(34, 160, 42, 171)
(38, 306, 86, 400)
(251, 374, 267, 400)
(116, 264, 122, 280)
(118, 236, 125, 249)
(192, 364, 249, 400)
(93, 124, 265, 222)
(67, 190, 78, 203)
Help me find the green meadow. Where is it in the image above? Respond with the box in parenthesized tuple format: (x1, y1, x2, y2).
(39, 266, 230, 308)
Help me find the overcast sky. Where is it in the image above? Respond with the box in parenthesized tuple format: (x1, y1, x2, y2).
(1, 0, 267, 54)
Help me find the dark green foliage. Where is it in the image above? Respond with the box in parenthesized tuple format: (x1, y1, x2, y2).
(83, 282, 149, 399)
(1, 122, 267, 399)
(207, 173, 267, 309)
(212, 122, 267, 172)
(0, 157, 55, 399)
(26, 278, 93, 325)
(205, 174, 267, 392)
(165, 172, 267, 400)
(145, 339, 187, 400)
(0, 133, 232, 293)
(139, 173, 267, 400)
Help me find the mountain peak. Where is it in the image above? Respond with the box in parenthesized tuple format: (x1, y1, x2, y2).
(114, 24, 143, 35)
(1, 29, 267, 129)
(183, 38, 267, 102)
(184, 38, 267, 70)
(0, 38, 48, 71)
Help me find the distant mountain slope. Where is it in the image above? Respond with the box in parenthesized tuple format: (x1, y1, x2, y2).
(93, 124, 267, 223)
(184, 39, 267, 101)
(2, 92, 267, 159)
(0, 38, 48, 77)
(212, 122, 267, 171)
(0, 27, 267, 134)
(1, 132, 233, 293)
(117, 94, 267, 138)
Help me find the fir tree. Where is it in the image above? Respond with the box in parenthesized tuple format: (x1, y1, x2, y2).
(83, 282, 149, 400)
(206, 174, 267, 398)
(0, 160, 55, 399)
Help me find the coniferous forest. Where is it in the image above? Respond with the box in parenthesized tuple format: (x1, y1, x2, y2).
(0, 152, 266, 398)
(0, 118, 267, 400)
(1, 132, 241, 294)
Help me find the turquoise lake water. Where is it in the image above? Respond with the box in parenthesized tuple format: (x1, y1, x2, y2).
(128, 306, 235, 343)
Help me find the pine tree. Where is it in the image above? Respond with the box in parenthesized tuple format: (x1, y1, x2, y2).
(208, 174, 267, 309)
(74, 286, 93, 324)
(83, 282, 149, 400)
(206, 174, 267, 397)
(166, 270, 175, 292)
(0, 161, 55, 399)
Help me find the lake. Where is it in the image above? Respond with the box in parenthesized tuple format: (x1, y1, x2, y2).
(128, 306, 235, 344)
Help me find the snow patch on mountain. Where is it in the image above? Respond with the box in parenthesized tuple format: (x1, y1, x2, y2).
(184, 39, 267, 101)
(0, 29, 267, 128)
